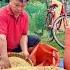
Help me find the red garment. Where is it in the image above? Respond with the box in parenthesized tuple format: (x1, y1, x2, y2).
(64, 28, 70, 70)
(0, 5, 29, 51)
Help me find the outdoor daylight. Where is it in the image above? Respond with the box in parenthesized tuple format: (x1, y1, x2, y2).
(0, 0, 70, 70)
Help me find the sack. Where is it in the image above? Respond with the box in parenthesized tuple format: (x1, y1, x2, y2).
(30, 43, 60, 66)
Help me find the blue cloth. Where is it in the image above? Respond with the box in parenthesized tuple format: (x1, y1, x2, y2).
(59, 58, 64, 68)
(28, 35, 40, 47)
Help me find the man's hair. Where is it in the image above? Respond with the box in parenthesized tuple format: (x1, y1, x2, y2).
(19, 0, 29, 3)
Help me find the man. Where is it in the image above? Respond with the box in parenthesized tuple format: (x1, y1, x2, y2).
(47, 0, 63, 41)
(51, 0, 63, 19)
(0, 0, 40, 69)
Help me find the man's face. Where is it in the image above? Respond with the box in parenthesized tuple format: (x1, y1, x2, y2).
(10, 0, 26, 15)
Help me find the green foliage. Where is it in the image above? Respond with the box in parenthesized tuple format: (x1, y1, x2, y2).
(26, 3, 37, 17)
(26, 1, 47, 35)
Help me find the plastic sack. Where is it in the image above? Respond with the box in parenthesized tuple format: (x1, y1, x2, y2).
(30, 43, 60, 66)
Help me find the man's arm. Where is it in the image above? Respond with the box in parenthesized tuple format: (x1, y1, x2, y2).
(0, 34, 8, 58)
(20, 35, 29, 58)
(0, 34, 11, 69)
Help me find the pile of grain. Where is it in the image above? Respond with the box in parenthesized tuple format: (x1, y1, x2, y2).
(3, 66, 65, 70)
(9, 56, 31, 67)
(1, 53, 65, 70)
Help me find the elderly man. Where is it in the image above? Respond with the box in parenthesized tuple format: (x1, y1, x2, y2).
(0, 0, 40, 69)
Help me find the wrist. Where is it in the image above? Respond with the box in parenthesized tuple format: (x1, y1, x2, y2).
(1, 54, 8, 60)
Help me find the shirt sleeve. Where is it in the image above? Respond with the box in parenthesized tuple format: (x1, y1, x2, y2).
(22, 13, 29, 35)
(0, 16, 7, 36)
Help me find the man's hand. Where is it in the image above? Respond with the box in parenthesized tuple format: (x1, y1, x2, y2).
(0, 34, 11, 69)
(23, 50, 29, 59)
(0, 57, 11, 69)
(20, 35, 29, 59)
